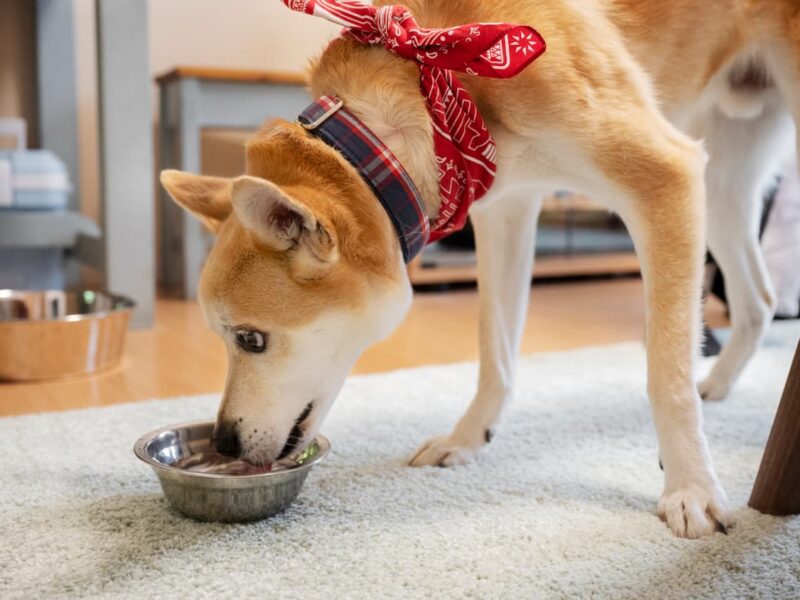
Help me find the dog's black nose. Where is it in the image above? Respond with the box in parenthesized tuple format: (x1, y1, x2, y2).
(212, 421, 241, 457)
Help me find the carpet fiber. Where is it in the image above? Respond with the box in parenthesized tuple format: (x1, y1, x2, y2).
(2, 324, 800, 599)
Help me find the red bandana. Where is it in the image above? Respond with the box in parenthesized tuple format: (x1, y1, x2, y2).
(282, 0, 545, 241)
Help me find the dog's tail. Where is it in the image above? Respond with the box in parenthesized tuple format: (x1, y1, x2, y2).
(717, 55, 775, 120)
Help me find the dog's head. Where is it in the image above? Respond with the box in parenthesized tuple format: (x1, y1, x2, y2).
(161, 121, 412, 464)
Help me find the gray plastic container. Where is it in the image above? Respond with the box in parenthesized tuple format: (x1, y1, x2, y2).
(0, 118, 71, 210)
(0, 150, 72, 210)
(0, 119, 96, 289)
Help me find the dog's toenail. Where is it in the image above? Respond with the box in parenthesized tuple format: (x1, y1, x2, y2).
(484, 429, 494, 443)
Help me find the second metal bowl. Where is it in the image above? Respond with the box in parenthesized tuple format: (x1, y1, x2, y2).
(134, 420, 330, 522)
(0, 289, 134, 381)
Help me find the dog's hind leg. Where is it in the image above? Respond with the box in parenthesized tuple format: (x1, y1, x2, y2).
(697, 102, 792, 400)
(409, 191, 542, 467)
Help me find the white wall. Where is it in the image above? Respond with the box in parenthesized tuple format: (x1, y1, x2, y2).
(148, 0, 339, 75)
(74, 0, 339, 219)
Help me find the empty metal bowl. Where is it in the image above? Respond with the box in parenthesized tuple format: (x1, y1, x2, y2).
(0, 289, 134, 381)
(134, 420, 330, 522)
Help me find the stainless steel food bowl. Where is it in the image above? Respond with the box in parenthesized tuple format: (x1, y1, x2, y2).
(0, 289, 134, 381)
(134, 420, 330, 522)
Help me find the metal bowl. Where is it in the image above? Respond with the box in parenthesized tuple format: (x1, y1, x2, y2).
(134, 420, 330, 522)
(0, 289, 135, 381)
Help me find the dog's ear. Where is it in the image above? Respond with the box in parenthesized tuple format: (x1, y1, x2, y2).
(160, 170, 232, 233)
(231, 175, 338, 279)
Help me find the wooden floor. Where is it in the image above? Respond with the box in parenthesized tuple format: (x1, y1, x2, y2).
(0, 276, 729, 417)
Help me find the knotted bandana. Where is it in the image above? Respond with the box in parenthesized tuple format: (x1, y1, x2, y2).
(282, 0, 545, 242)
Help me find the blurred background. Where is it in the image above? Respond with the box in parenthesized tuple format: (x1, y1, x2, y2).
(1, 0, 798, 416)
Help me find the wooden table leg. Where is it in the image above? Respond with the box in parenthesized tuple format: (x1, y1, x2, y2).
(749, 339, 800, 516)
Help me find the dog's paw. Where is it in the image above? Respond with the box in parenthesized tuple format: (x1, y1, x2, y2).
(657, 483, 731, 538)
(698, 374, 731, 401)
(408, 434, 485, 467)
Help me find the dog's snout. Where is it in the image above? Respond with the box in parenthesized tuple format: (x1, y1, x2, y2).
(212, 421, 241, 457)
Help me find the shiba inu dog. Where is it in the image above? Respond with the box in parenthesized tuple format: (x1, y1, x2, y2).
(161, 0, 798, 538)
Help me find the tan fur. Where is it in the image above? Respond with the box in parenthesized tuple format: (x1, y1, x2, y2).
(162, 119, 409, 332)
(164, 0, 796, 340)
(160, 170, 232, 232)
(162, 0, 800, 537)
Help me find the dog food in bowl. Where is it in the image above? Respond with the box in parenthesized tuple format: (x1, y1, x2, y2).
(173, 450, 275, 475)
(134, 420, 329, 522)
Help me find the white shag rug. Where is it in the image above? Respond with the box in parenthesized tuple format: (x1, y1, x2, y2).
(2, 324, 800, 599)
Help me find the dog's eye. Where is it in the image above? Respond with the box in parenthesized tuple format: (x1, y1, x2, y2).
(234, 329, 267, 353)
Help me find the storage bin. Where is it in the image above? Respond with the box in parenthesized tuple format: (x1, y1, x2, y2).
(0, 150, 72, 210)
(0, 119, 97, 290)
(0, 118, 71, 210)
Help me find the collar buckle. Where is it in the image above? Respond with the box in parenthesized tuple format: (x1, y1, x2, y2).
(300, 97, 344, 131)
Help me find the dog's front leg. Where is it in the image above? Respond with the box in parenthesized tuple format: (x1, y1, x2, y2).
(410, 192, 542, 467)
(610, 126, 731, 538)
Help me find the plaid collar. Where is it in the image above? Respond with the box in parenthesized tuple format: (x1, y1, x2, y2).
(299, 95, 429, 263)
